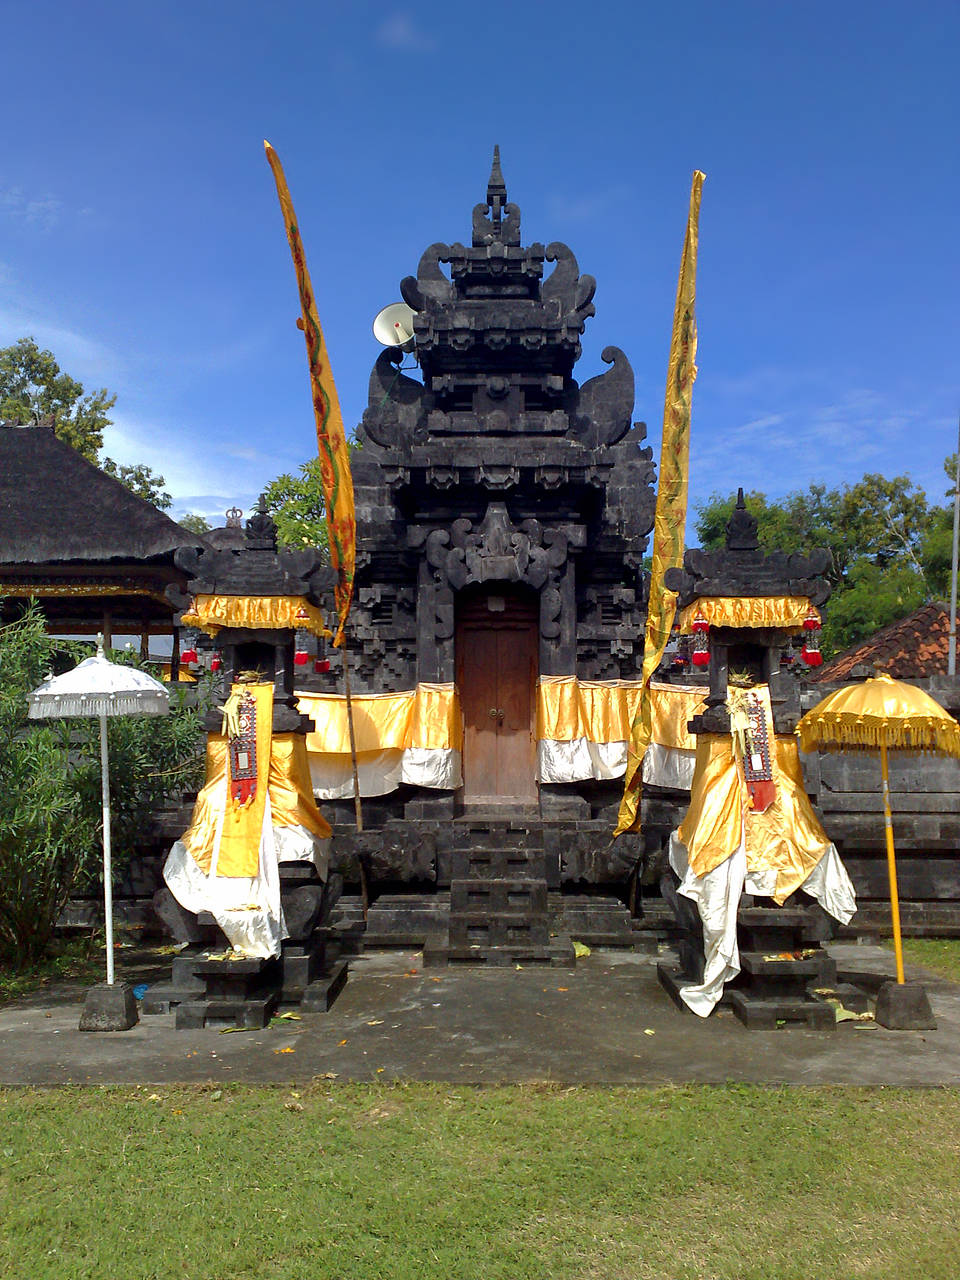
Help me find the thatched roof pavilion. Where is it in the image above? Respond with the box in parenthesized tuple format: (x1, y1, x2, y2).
(0, 421, 202, 646)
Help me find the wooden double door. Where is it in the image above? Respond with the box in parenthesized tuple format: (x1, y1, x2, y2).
(456, 587, 538, 806)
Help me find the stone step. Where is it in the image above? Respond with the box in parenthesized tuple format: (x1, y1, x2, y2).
(727, 990, 836, 1030)
(452, 848, 549, 881)
(450, 878, 549, 916)
(449, 911, 552, 950)
(423, 934, 576, 968)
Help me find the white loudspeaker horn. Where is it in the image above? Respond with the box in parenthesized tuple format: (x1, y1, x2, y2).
(373, 302, 417, 352)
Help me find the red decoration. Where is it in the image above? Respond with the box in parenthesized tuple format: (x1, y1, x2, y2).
(800, 607, 822, 666)
(211, 655, 222, 673)
(690, 610, 710, 667)
(294, 650, 309, 666)
(314, 658, 331, 674)
(180, 647, 198, 665)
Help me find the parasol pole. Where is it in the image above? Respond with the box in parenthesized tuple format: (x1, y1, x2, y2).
(879, 739, 905, 984)
(99, 711, 115, 986)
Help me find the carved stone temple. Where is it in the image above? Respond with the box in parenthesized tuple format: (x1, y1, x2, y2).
(316, 151, 659, 959)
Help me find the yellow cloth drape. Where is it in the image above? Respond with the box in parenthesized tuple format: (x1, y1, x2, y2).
(183, 729, 330, 878)
(298, 683, 462, 755)
(678, 734, 831, 903)
(677, 597, 816, 634)
(616, 170, 705, 837)
(216, 683, 274, 877)
(265, 142, 355, 646)
(268, 734, 332, 839)
(537, 677, 705, 751)
(180, 594, 330, 639)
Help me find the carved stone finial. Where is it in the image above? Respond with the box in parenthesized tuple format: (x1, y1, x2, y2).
(225, 506, 243, 528)
(487, 144, 507, 214)
(245, 494, 278, 549)
(725, 488, 760, 551)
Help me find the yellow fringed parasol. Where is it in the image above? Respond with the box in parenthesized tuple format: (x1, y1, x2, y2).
(797, 673, 960, 986)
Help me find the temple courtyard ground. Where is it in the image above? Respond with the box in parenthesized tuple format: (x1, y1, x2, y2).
(2, 941, 960, 1086)
(4, 944, 960, 1278)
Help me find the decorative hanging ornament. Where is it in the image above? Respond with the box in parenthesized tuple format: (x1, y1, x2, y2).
(294, 649, 310, 666)
(690, 610, 710, 668)
(314, 658, 331, 674)
(800, 607, 823, 667)
(180, 646, 199, 665)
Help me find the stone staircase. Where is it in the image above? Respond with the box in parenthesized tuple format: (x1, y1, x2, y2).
(423, 822, 575, 966)
(353, 812, 653, 965)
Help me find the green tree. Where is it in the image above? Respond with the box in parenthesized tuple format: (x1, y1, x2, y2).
(0, 337, 115, 462)
(262, 456, 331, 553)
(694, 470, 939, 658)
(820, 561, 928, 654)
(177, 513, 212, 535)
(1, 337, 178, 512)
(101, 458, 172, 510)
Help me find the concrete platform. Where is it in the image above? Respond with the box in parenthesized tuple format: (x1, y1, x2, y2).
(1, 943, 958, 1087)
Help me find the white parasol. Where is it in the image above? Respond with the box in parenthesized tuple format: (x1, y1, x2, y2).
(28, 639, 169, 985)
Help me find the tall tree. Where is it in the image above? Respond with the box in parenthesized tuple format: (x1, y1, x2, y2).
(262, 456, 332, 554)
(1, 336, 172, 511)
(101, 458, 172, 510)
(695, 470, 939, 657)
(0, 337, 115, 462)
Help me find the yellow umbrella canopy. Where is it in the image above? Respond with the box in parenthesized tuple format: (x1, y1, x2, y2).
(797, 672, 960, 758)
(797, 673, 960, 996)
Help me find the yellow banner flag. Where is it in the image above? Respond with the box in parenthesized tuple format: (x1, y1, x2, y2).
(264, 141, 356, 646)
(615, 170, 705, 837)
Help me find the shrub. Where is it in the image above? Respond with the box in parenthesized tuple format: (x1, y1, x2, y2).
(0, 601, 207, 967)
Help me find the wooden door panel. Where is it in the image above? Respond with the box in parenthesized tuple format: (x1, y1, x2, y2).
(459, 626, 500, 801)
(457, 590, 537, 805)
(495, 628, 537, 801)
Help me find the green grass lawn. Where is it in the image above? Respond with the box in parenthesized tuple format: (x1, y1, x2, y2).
(895, 937, 960, 983)
(3, 1083, 960, 1280)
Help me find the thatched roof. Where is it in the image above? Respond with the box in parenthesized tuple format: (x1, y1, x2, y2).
(0, 422, 200, 565)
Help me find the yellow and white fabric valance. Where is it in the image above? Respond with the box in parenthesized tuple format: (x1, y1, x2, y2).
(180, 594, 330, 639)
(676, 596, 817, 634)
(295, 678, 708, 797)
(296, 683, 462, 799)
(536, 677, 706, 789)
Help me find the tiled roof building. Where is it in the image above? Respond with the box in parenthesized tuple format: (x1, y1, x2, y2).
(813, 601, 958, 682)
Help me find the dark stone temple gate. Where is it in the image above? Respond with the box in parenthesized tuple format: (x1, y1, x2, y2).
(320, 151, 658, 958)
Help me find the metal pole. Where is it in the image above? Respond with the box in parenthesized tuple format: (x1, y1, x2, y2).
(99, 712, 115, 986)
(879, 740, 905, 984)
(948, 416, 959, 677)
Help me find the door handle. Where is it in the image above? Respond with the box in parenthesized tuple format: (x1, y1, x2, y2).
(488, 708, 504, 722)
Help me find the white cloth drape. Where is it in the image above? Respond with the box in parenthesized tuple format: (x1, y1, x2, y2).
(668, 829, 857, 1017)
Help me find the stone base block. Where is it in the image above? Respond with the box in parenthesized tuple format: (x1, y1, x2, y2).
(875, 980, 937, 1030)
(175, 995, 277, 1030)
(728, 990, 836, 1030)
(300, 960, 349, 1012)
(78, 982, 139, 1032)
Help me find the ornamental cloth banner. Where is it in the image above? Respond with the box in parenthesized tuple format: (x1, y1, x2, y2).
(265, 141, 356, 646)
(615, 170, 705, 836)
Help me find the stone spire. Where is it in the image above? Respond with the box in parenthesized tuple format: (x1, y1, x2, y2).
(486, 144, 507, 233)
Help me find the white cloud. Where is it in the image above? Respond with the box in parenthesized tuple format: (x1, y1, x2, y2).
(0, 186, 63, 231)
(375, 14, 436, 51)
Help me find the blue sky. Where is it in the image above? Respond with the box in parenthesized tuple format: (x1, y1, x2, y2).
(2, 1, 958, 535)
